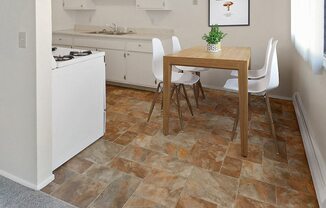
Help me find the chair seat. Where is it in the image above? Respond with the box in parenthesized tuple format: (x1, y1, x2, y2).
(230, 67, 266, 79)
(175, 65, 209, 72)
(224, 78, 267, 95)
(157, 72, 199, 85)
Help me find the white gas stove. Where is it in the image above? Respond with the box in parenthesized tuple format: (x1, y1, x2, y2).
(52, 47, 106, 170)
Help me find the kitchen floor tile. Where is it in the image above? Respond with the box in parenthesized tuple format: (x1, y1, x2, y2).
(63, 156, 93, 174)
(43, 86, 317, 208)
(220, 156, 243, 178)
(183, 167, 238, 207)
(235, 195, 276, 208)
(276, 187, 318, 208)
(51, 175, 106, 208)
(90, 173, 141, 208)
(78, 139, 123, 165)
(238, 177, 276, 204)
(176, 194, 217, 208)
(110, 157, 151, 178)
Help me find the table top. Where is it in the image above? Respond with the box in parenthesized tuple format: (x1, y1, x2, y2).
(164, 46, 251, 70)
(166, 46, 251, 62)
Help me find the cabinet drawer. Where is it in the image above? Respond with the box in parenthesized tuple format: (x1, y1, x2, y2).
(53, 35, 73, 46)
(136, 0, 167, 10)
(126, 41, 152, 53)
(74, 37, 125, 50)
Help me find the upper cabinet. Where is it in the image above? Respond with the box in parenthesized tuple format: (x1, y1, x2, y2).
(63, 0, 96, 10)
(136, 0, 170, 10)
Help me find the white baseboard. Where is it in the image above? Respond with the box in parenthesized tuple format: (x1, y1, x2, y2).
(0, 169, 54, 190)
(293, 92, 326, 207)
(37, 174, 55, 190)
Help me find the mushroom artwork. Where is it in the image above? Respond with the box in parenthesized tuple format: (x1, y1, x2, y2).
(223, 1, 234, 11)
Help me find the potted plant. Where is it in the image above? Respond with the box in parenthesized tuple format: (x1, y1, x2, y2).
(202, 25, 227, 53)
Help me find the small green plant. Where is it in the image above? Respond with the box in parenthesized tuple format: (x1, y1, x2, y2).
(202, 25, 227, 44)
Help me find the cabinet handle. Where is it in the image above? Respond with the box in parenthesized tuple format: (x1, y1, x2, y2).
(138, 44, 142, 47)
(124, 53, 126, 58)
(124, 75, 126, 80)
(81, 4, 84, 8)
(163, 1, 165, 7)
(155, 80, 157, 85)
(127, 53, 130, 56)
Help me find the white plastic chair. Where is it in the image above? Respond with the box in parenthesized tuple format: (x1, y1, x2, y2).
(224, 40, 280, 154)
(230, 38, 274, 79)
(147, 38, 199, 129)
(172, 36, 209, 107)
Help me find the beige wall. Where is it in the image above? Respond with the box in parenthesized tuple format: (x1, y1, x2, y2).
(52, 0, 293, 98)
(292, 51, 326, 165)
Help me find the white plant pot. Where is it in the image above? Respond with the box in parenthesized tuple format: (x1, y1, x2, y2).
(207, 43, 221, 53)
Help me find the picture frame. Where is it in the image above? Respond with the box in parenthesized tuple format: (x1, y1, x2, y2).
(209, 0, 250, 27)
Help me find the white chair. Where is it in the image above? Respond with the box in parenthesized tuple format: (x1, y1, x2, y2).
(172, 36, 209, 107)
(230, 38, 274, 79)
(224, 40, 280, 154)
(147, 38, 199, 129)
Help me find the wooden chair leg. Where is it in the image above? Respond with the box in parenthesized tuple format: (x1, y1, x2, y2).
(176, 85, 184, 130)
(265, 93, 279, 154)
(147, 82, 162, 122)
(181, 84, 194, 116)
(193, 84, 199, 108)
(161, 93, 163, 110)
(232, 107, 239, 141)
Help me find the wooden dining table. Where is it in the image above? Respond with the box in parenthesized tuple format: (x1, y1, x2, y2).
(163, 46, 251, 157)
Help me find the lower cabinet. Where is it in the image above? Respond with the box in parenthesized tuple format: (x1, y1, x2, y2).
(125, 51, 155, 88)
(54, 35, 159, 89)
(105, 49, 127, 83)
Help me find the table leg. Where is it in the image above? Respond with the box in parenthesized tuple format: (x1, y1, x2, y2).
(238, 62, 249, 157)
(163, 58, 172, 135)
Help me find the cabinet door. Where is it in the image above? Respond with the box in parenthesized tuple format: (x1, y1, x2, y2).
(126, 51, 156, 88)
(53, 35, 73, 47)
(73, 46, 97, 51)
(105, 49, 127, 83)
(136, 0, 167, 9)
(63, 0, 95, 10)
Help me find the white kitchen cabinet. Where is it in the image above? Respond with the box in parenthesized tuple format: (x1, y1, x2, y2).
(105, 49, 127, 84)
(136, 0, 170, 10)
(63, 0, 96, 10)
(53, 33, 168, 89)
(126, 51, 155, 88)
(53, 35, 73, 47)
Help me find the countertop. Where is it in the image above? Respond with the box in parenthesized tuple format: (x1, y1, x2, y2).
(53, 29, 173, 41)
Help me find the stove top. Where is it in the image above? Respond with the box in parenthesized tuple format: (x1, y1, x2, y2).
(70, 50, 92, 56)
(54, 55, 74, 62)
(52, 47, 105, 69)
(52, 48, 94, 62)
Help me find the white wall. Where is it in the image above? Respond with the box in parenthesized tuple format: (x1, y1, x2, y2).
(52, 0, 75, 30)
(52, 0, 293, 98)
(0, 0, 53, 189)
(292, 51, 326, 173)
(36, 0, 54, 188)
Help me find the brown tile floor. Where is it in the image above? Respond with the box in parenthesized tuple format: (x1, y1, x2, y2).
(42, 85, 319, 208)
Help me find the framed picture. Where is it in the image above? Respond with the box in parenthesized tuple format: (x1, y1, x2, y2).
(209, 0, 250, 26)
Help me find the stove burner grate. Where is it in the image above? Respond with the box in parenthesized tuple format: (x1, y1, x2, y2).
(54, 55, 74, 62)
(70, 50, 92, 56)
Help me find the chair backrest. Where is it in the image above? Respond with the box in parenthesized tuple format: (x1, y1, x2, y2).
(172, 36, 182, 53)
(262, 38, 274, 70)
(266, 40, 280, 91)
(152, 38, 165, 81)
